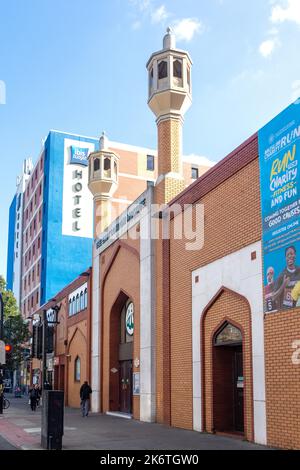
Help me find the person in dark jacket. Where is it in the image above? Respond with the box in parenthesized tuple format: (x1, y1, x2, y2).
(29, 385, 39, 411)
(80, 381, 92, 417)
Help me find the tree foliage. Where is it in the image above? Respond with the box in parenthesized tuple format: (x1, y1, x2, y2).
(0, 275, 19, 319)
(0, 275, 31, 369)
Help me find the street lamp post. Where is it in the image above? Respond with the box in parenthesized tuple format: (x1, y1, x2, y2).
(42, 310, 48, 391)
(0, 293, 4, 341)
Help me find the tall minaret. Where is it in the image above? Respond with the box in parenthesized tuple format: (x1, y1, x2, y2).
(146, 27, 192, 204)
(88, 132, 119, 238)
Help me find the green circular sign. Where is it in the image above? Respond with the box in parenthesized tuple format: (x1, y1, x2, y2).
(125, 302, 134, 336)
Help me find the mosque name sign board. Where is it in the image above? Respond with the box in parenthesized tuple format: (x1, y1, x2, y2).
(95, 190, 149, 253)
(258, 98, 300, 313)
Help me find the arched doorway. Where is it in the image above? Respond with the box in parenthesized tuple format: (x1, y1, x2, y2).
(119, 300, 134, 414)
(109, 294, 134, 415)
(213, 322, 244, 434)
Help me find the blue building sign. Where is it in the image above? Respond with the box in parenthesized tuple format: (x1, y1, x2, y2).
(70, 146, 89, 166)
(259, 98, 300, 313)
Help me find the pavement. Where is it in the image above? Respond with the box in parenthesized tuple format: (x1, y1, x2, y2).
(0, 394, 270, 451)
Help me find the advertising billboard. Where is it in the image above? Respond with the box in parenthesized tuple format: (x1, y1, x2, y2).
(259, 98, 300, 313)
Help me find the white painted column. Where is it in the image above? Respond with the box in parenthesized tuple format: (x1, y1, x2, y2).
(139, 187, 156, 422)
(91, 244, 101, 412)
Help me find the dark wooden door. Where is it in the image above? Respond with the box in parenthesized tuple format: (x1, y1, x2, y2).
(233, 349, 244, 432)
(119, 360, 132, 414)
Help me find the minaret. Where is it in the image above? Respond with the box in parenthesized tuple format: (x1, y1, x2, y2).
(88, 132, 119, 238)
(146, 27, 192, 204)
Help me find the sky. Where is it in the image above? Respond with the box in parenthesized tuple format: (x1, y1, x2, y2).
(0, 0, 299, 278)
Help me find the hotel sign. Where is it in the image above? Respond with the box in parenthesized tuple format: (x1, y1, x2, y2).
(259, 98, 300, 313)
(62, 138, 94, 238)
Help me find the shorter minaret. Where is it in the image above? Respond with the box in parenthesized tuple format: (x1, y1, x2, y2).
(88, 132, 119, 238)
(146, 27, 192, 204)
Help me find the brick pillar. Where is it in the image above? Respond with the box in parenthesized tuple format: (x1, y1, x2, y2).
(94, 197, 111, 239)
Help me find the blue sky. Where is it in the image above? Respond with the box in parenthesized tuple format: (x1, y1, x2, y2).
(0, 0, 299, 278)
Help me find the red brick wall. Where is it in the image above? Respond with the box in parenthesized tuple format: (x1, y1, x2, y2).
(264, 310, 300, 449)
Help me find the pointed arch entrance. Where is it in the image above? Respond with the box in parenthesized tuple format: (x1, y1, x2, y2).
(213, 321, 244, 433)
(109, 291, 134, 415)
(201, 287, 254, 441)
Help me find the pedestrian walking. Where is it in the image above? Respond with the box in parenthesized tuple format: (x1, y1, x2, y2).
(80, 381, 92, 417)
(29, 385, 39, 411)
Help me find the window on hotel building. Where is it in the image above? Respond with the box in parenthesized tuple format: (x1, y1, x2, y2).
(32, 268, 35, 282)
(191, 167, 199, 180)
(74, 357, 81, 382)
(40, 158, 43, 171)
(33, 244, 35, 256)
(31, 297, 33, 308)
(69, 299, 72, 315)
(36, 291, 39, 304)
(38, 237, 40, 249)
(34, 193, 37, 205)
(37, 262, 40, 277)
(72, 296, 75, 315)
(39, 209, 41, 222)
(39, 184, 42, 196)
(147, 155, 155, 171)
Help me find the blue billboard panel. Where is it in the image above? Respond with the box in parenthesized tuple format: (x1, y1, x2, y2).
(70, 146, 89, 166)
(259, 99, 300, 313)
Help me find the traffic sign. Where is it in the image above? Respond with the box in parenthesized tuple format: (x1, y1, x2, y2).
(0, 340, 5, 365)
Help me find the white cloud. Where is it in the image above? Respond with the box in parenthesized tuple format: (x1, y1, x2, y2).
(271, 0, 300, 26)
(129, 0, 152, 11)
(172, 18, 204, 42)
(292, 80, 300, 101)
(231, 69, 264, 84)
(259, 38, 279, 57)
(151, 5, 169, 24)
(183, 154, 215, 167)
(132, 20, 142, 30)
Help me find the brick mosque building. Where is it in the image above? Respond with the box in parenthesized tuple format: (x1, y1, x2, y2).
(87, 28, 300, 450)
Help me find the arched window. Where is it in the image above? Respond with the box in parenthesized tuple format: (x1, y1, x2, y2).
(114, 160, 117, 179)
(94, 158, 100, 172)
(80, 291, 84, 310)
(149, 67, 154, 94)
(84, 288, 88, 309)
(104, 157, 111, 178)
(173, 59, 182, 79)
(76, 293, 80, 313)
(74, 356, 81, 382)
(68, 299, 72, 316)
(158, 60, 167, 79)
(72, 296, 76, 316)
(214, 322, 242, 346)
